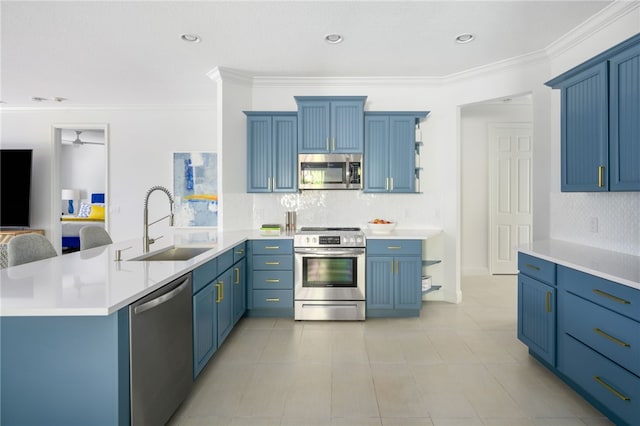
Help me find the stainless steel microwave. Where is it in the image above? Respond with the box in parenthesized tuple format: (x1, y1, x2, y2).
(298, 153, 362, 190)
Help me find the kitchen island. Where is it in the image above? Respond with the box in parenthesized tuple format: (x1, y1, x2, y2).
(1, 227, 442, 426)
(517, 240, 640, 426)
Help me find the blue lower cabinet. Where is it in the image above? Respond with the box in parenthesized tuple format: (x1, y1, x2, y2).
(0, 310, 131, 426)
(366, 240, 422, 317)
(247, 239, 294, 317)
(193, 282, 217, 378)
(517, 274, 556, 366)
(216, 268, 234, 346)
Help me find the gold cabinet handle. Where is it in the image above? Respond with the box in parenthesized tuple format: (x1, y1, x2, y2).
(593, 328, 631, 348)
(594, 376, 630, 401)
(332, 137, 336, 151)
(545, 291, 552, 313)
(264, 246, 280, 250)
(234, 267, 240, 284)
(593, 289, 631, 305)
(387, 246, 402, 250)
(598, 166, 605, 188)
(265, 279, 280, 283)
(265, 261, 280, 266)
(326, 137, 330, 151)
(390, 177, 394, 191)
(390, 260, 394, 273)
(525, 263, 540, 271)
(386, 177, 389, 191)
(215, 283, 222, 303)
(265, 298, 280, 302)
(235, 249, 244, 255)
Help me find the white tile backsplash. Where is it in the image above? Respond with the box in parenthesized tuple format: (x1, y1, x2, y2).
(550, 192, 640, 256)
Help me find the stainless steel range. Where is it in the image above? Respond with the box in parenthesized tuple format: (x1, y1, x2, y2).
(294, 227, 366, 320)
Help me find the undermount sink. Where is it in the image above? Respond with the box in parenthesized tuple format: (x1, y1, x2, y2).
(130, 246, 212, 261)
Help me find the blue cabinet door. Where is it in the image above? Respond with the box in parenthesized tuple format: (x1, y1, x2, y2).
(233, 257, 246, 324)
(216, 268, 234, 346)
(246, 112, 297, 193)
(296, 97, 366, 153)
(394, 256, 422, 310)
(560, 62, 609, 191)
(246, 115, 273, 192)
(272, 115, 298, 192)
(366, 256, 394, 310)
(193, 283, 216, 378)
(609, 42, 640, 191)
(331, 100, 365, 153)
(297, 100, 331, 153)
(518, 274, 556, 365)
(364, 115, 390, 192)
(389, 116, 416, 193)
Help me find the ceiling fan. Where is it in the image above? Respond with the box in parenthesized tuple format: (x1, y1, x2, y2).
(61, 130, 103, 146)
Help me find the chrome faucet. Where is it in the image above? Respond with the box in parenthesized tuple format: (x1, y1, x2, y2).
(143, 186, 174, 252)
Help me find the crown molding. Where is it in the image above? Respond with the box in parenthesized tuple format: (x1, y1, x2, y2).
(442, 49, 548, 84)
(252, 75, 442, 88)
(207, 66, 253, 86)
(545, 0, 640, 60)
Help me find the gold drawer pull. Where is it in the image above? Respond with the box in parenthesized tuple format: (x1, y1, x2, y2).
(598, 166, 605, 188)
(215, 283, 222, 303)
(265, 261, 280, 266)
(593, 328, 631, 348)
(525, 263, 540, 271)
(387, 246, 402, 250)
(593, 289, 631, 305)
(265, 279, 280, 283)
(265, 246, 280, 250)
(265, 298, 280, 302)
(235, 249, 244, 255)
(234, 267, 240, 284)
(546, 292, 552, 313)
(594, 376, 631, 401)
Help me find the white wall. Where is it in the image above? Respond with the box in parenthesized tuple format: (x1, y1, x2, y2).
(461, 101, 533, 275)
(547, 5, 640, 256)
(1, 107, 217, 242)
(60, 142, 105, 208)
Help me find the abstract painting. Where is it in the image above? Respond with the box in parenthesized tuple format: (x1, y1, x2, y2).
(173, 152, 218, 227)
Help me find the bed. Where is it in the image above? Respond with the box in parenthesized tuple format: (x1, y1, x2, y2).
(61, 193, 105, 251)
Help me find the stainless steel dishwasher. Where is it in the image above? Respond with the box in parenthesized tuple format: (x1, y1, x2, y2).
(129, 273, 193, 426)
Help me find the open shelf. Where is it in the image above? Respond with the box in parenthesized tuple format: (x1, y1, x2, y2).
(422, 259, 441, 267)
(422, 285, 442, 295)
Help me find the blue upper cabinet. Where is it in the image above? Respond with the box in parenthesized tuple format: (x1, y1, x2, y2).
(364, 112, 428, 193)
(245, 112, 297, 193)
(609, 42, 640, 191)
(295, 96, 366, 153)
(546, 33, 640, 192)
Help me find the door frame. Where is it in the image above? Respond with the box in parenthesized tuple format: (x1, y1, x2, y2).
(50, 123, 110, 253)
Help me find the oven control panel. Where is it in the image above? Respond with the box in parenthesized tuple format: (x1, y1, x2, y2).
(295, 233, 365, 248)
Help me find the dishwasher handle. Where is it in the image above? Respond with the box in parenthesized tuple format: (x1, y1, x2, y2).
(133, 275, 191, 315)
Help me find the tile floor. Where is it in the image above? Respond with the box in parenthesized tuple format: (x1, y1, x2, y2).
(169, 275, 612, 426)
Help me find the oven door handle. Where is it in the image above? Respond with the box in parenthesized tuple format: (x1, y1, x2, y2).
(295, 248, 365, 256)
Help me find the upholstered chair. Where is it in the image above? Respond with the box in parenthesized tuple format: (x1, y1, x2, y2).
(7, 233, 58, 267)
(79, 226, 113, 250)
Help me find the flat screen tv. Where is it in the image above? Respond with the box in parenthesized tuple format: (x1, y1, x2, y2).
(0, 149, 33, 228)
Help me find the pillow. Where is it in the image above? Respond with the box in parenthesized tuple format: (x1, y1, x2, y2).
(77, 202, 92, 217)
(88, 204, 105, 220)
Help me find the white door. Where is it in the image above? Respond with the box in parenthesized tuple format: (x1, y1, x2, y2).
(489, 124, 532, 274)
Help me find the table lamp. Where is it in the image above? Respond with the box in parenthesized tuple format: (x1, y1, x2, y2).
(61, 189, 80, 215)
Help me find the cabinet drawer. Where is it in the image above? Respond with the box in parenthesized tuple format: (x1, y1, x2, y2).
(252, 270, 293, 289)
(367, 239, 421, 256)
(518, 253, 556, 285)
(217, 249, 234, 273)
(193, 258, 217, 294)
(252, 254, 293, 270)
(561, 291, 640, 377)
(251, 239, 293, 255)
(559, 266, 639, 322)
(252, 290, 293, 309)
(559, 334, 640, 426)
(233, 242, 246, 263)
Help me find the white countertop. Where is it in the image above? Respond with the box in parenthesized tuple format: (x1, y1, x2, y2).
(518, 239, 640, 291)
(363, 228, 442, 239)
(0, 228, 441, 317)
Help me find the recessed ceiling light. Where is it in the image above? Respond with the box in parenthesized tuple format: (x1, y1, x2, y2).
(32, 97, 48, 102)
(53, 97, 67, 102)
(180, 33, 201, 43)
(324, 34, 343, 44)
(455, 33, 475, 44)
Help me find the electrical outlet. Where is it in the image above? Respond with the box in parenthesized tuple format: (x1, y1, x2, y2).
(590, 217, 598, 233)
